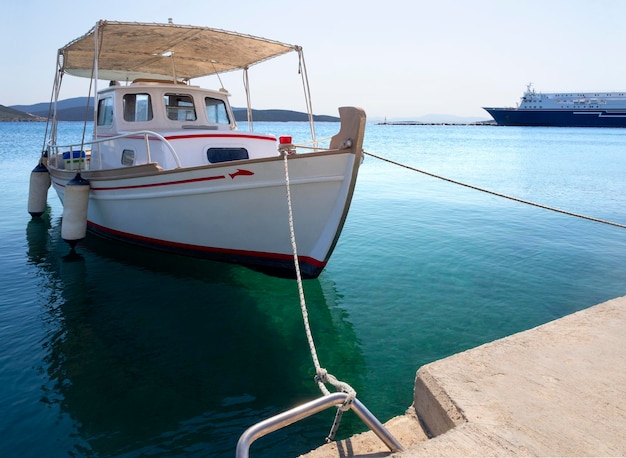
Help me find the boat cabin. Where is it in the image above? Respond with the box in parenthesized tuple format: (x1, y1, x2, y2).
(96, 80, 236, 132)
(85, 80, 278, 171)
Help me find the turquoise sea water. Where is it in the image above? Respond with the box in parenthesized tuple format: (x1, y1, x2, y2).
(2, 121, 626, 457)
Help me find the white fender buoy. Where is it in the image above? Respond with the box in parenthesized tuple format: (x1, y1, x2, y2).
(27, 162, 51, 217)
(61, 173, 90, 248)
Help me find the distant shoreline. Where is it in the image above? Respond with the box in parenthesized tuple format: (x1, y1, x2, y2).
(0, 104, 45, 122)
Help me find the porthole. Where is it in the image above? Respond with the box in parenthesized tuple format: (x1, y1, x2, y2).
(121, 149, 135, 166)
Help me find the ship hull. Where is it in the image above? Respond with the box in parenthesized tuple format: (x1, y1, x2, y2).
(483, 108, 626, 127)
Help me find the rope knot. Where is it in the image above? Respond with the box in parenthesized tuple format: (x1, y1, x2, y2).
(314, 368, 329, 384)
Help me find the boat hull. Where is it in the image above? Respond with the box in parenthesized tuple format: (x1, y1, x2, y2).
(483, 107, 626, 127)
(50, 150, 360, 279)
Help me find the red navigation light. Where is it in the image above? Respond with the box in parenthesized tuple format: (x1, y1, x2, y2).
(279, 136, 292, 144)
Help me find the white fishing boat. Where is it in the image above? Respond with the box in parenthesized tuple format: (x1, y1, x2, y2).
(28, 20, 366, 279)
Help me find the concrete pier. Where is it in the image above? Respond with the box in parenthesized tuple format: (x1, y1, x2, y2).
(303, 295, 626, 457)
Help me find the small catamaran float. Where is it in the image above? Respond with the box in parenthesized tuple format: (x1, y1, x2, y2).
(28, 20, 366, 279)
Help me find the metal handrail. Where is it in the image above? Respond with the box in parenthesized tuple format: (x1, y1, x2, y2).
(52, 130, 182, 169)
(235, 392, 403, 458)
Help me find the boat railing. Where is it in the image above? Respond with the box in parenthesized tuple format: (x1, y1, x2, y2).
(235, 392, 403, 458)
(50, 130, 182, 170)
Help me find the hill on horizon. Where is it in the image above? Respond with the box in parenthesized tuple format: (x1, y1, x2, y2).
(8, 98, 340, 123)
(0, 105, 44, 121)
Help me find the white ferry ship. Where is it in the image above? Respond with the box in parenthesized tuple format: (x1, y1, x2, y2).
(483, 84, 626, 127)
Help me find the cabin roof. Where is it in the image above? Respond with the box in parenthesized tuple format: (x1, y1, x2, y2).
(59, 20, 298, 82)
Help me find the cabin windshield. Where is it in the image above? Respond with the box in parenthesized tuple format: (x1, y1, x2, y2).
(97, 97, 114, 126)
(164, 93, 197, 121)
(123, 93, 153, 122)
(205, 97, 230, 124)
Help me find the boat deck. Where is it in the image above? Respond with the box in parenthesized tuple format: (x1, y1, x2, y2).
(303, 295, 626, 457)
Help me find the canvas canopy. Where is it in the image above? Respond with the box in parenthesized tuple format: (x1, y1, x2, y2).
(59, 20, 299, 82)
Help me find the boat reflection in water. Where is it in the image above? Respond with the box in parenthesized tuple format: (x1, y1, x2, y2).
(26, 212, 364, 457)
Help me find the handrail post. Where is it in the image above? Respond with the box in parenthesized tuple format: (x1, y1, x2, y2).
(144, 133, 151, 163)
(235, 393, 403, 458)
(348, 398, 404, 453)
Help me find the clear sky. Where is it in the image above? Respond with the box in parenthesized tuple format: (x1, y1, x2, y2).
(3, 0, 626, 121)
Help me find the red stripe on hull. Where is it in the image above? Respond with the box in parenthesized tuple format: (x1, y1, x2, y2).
(95, 133, 276, 141)
(86, 221, 326, 279)
(91, 174, 227, 191)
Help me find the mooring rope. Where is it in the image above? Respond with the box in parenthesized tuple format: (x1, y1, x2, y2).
(282, 152, 356, 442)
(364, 151, 626, 230)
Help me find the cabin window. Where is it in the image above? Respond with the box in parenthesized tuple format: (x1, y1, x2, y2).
(206, 147, 249, 163)
(97, 97, 114, 126)
(205, 97, 230, 123)
(123, 93, 153, 122)
(164, 93, 196, 121)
